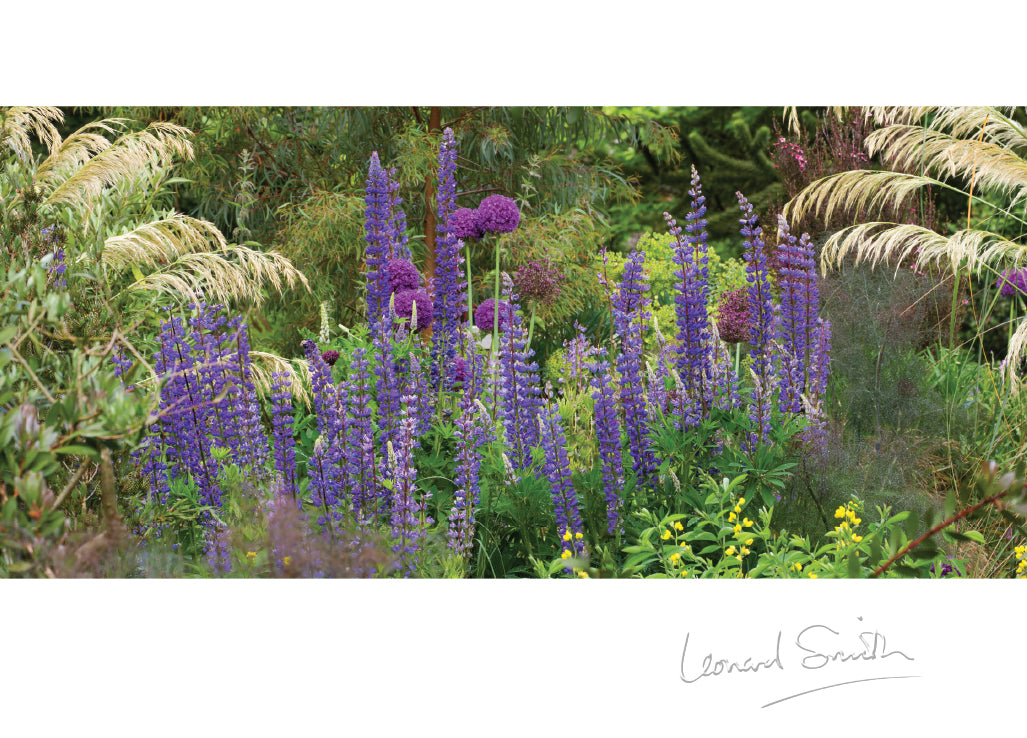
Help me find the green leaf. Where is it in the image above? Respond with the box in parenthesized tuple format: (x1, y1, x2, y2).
(54, 445, 99, 460)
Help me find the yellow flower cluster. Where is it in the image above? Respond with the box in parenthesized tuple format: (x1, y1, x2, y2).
(562, 528, 584, 542)
(833, 501, 864, 544)
(1015, 545, 1027, 579)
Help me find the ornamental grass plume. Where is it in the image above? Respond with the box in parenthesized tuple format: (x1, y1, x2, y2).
(476, 194, 521, 234)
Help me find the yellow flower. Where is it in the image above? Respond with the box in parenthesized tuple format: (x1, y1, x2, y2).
(561, 550, 572, 560)
(809, 573, 818, 579)
(792, 562, 803, 572)
(662, 529, 673, 540)
(245, 551, 257, 559)
(680, 542, 691, 551)
(670, 553, 682, 565)
(733, 524, 742, 535)
(575, 531, 584, 540)
(728, 511, 737, 523)
(744, 538, 754, 546)
(283, 556, 292, 566)
(740, 546, 750, 556)
(834, 506, 847, 519)
(738, 497, 746, 506)
(725, 545, 737, 556)
(673, 521, 684, 532)
(562, 530, 573, 542)
(743, 517, 754, 528)
(732, 505, 741, 515)
(852, 535, 863, 543)
(577, 570, 589, 579)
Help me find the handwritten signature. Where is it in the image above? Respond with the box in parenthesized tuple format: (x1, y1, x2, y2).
(680, 617, 919, 707)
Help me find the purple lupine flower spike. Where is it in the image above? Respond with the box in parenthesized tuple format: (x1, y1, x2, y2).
(429, 127, 467, 391)
(538, 403, 586, 569)
(589, 351, 625, 534)
(448, 352, 494, 557)
(365, 152, 392, 338)
(738, 193, 778, 455)
(269, 371, 298, 501)
(611, 249, 658, 491)
(497, 273, 544, 471)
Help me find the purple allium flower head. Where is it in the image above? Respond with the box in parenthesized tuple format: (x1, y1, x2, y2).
(451, 207, 484, 240)
(393, 288, 433, 332)
(474, 298, 513, 333)
(998, 268, 1027, 297)
(716, 288, 751, 344)
(476, 194, 520, 234)
(385, 258, 420, 295)
(321, 350, 340, 367)
(513, 258, 565, 305)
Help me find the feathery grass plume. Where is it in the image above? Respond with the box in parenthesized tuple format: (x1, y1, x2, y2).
(785, 106, 1027, 371)
(102, 215, 227, 271)
(0, 106, 64, 161)
(34, 120, 126, 188)
(124, 243, 309, 307)
(44, 121, 194, 210)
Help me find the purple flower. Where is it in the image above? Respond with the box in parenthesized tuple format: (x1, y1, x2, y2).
(364, 152, 392, 331)
(451, 207, 484, 240)
(269, 372, 298, 501)
(611, 249, 658, 491)
(538, 403, 586, 567)
(739, 193, 778, 454)
(775, 215, 821, 415)
(452, 355, 467, 386)
(389, 395, 430, 577)
(448, 352, 494, 558)
(394, 288, 433, 332)
(473, 298, 513, 333)
(498, 273, 544, 471)
(589, 353, 625, 534)
(476, 194, 520, 234)
(716, 288, 750, 344)
(513, 258, 565, 305)
(430, 128, 468, 391)
(998, 268, 1027, 297)
(385, 258, 420, 295)
(321, 350, 340, 366)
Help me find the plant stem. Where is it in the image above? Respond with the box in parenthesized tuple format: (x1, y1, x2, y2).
(526, 302, 537, 349)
